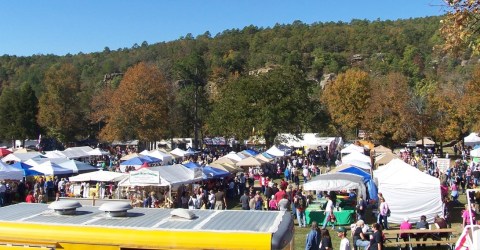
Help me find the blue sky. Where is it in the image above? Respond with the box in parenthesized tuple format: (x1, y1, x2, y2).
(0, 1, 446, 56)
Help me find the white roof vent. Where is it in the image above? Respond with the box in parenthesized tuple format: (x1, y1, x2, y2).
(99, 202, 132, 217)
(48, 200, 82, 215)
(170, 208, 196, 220)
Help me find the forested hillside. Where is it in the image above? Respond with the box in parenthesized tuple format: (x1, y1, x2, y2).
(0, 16, 478, 148)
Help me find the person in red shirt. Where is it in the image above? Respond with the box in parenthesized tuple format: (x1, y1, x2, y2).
(25, 191, 36, 203)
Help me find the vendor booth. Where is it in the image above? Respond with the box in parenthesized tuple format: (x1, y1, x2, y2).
(303, 173, 366, 225)
(374, 159, 442, 223)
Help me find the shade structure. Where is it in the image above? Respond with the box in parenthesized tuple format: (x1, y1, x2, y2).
(2, 152, 43, 163)
(120, 153, 140, 161)
(373, 159, 442, 223)
(57, 160, 97, 174)
(241, 149, 259, 157)
(203, 166, 230, 179)
(226, 152, 245, 162)
(11, 162, 43, 177)
(340, 144, 364, 154)
(0, 148, 12, 157)
(266, 146, 286, 157)
(208, 162, 242, 174)
(373, 145, 392, 155)
(358, 140, 374, 150)
(143, 150, 173, 164)
(88, 148, 110, 156)
(0, 162, 24, 180)
(236, 157, 262, 167)
(29, 161, 73, 176)
(120, 156, 156, 166)
(374, 152, 399, 167)
(170, 148, 187, 158)
(303, 172, 366, 200)
(416, 138, 435, 147)
(213, 156, 237, 165)
(465, 133, 480, 147)
(255, 153, 273, 163)
(119, 164, 204, 187)
(69, 170, 127, 182)
(342, 151, 371, 163)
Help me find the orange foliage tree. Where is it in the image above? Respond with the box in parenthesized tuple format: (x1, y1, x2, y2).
(97, 62, 173, 142)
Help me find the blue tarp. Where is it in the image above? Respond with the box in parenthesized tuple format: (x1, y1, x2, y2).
(11, 162, 43, 176)
(339, 167, 371, 182)
(367, 179, 378, 202)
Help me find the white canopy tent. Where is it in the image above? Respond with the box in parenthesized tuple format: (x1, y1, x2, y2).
(374, 159, 443, 223)
(1, 152, 43, 163)
(465, 133, 480, 147)
(0, 162, 24, 180)
(341, 144, 364, 154)
(29, 161, 73, 176)
(342, 151, 371, 163)
(170, 148, 188, 158)
(69, 170, 127, 182)
(303, 172, 367, 200)
(143, 150, 173, 164)
(471, 148, 480, 157)
(266, 145, 286, 157)
(57, 160, 97, 174)
(341, 159, 371, 170)
(226, 151, 245, 162)
(88, 148, 110, 156)
(118, 164, 203, 187)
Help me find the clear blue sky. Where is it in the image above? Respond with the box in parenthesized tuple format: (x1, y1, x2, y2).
(0, 1, 446, 56)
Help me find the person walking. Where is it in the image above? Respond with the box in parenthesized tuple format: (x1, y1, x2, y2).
(305, 221, 320, 250)
(322, 195, 334, 229)
(377, 197, 389, 230)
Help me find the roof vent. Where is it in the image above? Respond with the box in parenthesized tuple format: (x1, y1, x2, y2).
(48, 200, 82, 215)
(99, 202, 132, 217)
(170, 208, 196, 220)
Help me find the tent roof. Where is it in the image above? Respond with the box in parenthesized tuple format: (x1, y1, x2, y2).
(236, 157, 262, 167)
(465, 132, 480, 146)
(144, 150, 173, 162)
(11, 162, 43, 177)
(208, 162, 242, 173)
(120, 153, 140, 161)
(303, 173, 366, 199)
(170, 148, 187, 157)
(30, 161, 73, 176)
(342, 151, 371, 163)
(255, 153, 273, 163)
(375, 152, 399, 167)
(374, 145, 392, 154)
(266, 146, 286, 157)
(150, 164, 203, 186)
(373, 159, 442, 223)
(358, 140, 374, 150)
(416, 138, 435, 146)
(1, 152, 43, 163)
(0, 162, 24, 180)
(57, 160, 97, 174)
(69, 170, 127, 182)
(213, 156, 237, 165)
(341, 144, 364, 154)
(88, 148, 109, 156)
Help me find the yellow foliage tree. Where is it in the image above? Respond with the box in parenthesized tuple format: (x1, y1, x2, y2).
(322, 69, 370, 138)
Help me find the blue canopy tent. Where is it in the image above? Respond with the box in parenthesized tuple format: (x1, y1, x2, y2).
(339, 166, 377, 201)
(203, 166, 230, 179)
(11, 162, 43, 177)
(120, 156, 160, 166)
(242, 149, 259, 156)
(183, 162, 230, 179)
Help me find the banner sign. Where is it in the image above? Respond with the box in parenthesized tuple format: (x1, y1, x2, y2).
(130, 169, 160, 184)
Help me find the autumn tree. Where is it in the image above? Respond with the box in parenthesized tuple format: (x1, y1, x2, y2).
(37, 63, 84, 143)
(457, 66, 480, 133)
(440, 0, 480, 54)
(362, 72, 415, 146)
(98, 62, 172, 142)
(322, 69, 370, 139)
